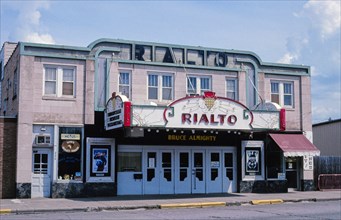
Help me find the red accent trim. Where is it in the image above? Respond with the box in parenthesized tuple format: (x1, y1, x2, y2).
(280, 108, 286, 131)
(124, 102, 131, 127)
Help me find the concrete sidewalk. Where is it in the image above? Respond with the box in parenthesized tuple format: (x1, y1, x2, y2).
(1, 190, 340, 215)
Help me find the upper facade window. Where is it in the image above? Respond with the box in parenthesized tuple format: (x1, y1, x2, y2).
(119, 71, 131, 98)
(226, 78, 237, 100)
(271, 81, 293, 108)
(44, 66, 75, 97)
(148, 73, 173, 101)
(187, 75, 211, 95)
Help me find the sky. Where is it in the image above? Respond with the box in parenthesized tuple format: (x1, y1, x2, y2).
(1, 0, 340, 124)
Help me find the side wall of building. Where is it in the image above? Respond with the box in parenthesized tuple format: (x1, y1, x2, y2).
(0, 117, 17, 198)
(313, 121, 341, 156)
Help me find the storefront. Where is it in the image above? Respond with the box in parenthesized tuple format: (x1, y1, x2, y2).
(1, 38, 320, 198)
(100, 91, 315, 195)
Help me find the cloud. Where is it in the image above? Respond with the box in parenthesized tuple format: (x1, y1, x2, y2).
(5, 1, 55, 44)
(303, 0, 341, 40)
(24, 33, 55, 44)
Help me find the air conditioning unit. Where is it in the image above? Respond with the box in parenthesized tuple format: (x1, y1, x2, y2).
(35, 134, 51, 145)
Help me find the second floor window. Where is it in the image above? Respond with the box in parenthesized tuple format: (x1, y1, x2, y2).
(119, 72, 131, 98)
(148, 73, 173, 101)
(226, 78, 237, 100)
(271, 81, 293, 108)
(187, 76, 211, 95)
(44, 66, 75, 97)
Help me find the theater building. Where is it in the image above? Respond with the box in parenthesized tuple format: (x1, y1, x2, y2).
(0, 39, 320, 198)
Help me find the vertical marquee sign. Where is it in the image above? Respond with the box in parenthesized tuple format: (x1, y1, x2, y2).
(104, 93, 131, 130)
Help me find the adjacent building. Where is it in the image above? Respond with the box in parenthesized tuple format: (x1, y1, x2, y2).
(313, 119, 341, 156)
(0, 39, 320, 198)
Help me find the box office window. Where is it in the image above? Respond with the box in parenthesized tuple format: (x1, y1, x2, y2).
(118, 152, 142, 172)
(58, 127, 82, 181)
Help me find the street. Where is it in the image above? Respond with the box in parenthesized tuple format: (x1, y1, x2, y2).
(1, 200, 340, 220)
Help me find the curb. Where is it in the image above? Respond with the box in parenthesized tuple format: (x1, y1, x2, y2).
(0, 209, 11, 214)
(160, 202, 226, 209)
(251, 199, 283, 205)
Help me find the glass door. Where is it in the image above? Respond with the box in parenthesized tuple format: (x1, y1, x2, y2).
(192, 150, 205, 193)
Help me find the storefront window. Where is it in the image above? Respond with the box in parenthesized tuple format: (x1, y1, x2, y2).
(266, 151, 284, 179)
(118, 152, 142, 172)
(58, 127, 82, 181)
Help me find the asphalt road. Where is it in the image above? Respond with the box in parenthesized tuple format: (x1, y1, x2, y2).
(1, 200, 340, 220)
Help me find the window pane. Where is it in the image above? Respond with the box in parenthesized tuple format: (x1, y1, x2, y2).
(271, 82, 279, 93)
(62, 82, 74, 96)
(45, 68, 56, 80)
(284, 95, 292, 106)
(45, 82, 56, 95)
(284, 83, 292, 94)
(201, 78, 210, 90)
(119, 85, 130, 98)
(226, 79, 236, 100)
(162, 76, 172, 87)
(148, 75, 158, 86)
(118, 152, 142, 172)
(271, 94, 280, 104)
(63, 69, 74, 81)
(162, 75, 173, 100)
(119, 72, 129, 85)
(187, 77, 196, 94)
(162, 88, 172, 100)
(149, 87, 158, 99)
(119, 72, 130, 98)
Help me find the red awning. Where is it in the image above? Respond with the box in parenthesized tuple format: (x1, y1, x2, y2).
(270, 133, 320, 157)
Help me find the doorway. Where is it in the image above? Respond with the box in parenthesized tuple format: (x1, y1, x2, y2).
(31, 148, 52, 198)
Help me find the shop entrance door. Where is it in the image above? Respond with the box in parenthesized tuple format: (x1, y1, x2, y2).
(207, 150, 222, 193)
(174, 150, 206, 194)
(286, 157, 299, 189)
(192, 150, 206, 194)
(143, 150, 174, 194)
(31, 148, 52, 198)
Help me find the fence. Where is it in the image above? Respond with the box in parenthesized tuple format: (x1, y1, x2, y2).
(314, 156, 341, 190)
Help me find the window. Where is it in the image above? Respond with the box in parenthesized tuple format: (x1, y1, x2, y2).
(118, 152, 142, 172)
(226, 78, 237, 100)
(44, 66, 75, 97)
(119, 72, 131, 98)
(148, 73, 173, 101)
(187, 76, 211, 95)
(58, 127, 82, 181)
(271, 81, 293, 107)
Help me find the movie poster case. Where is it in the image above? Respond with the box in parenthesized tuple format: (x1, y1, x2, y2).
(86, 138, 115, 182)
(242, 140, 265, 181)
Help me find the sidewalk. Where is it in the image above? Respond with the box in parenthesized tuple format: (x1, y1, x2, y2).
(1, 190, 340, 215)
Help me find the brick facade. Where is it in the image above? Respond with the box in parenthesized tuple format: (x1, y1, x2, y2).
(0, 117, 17, 198)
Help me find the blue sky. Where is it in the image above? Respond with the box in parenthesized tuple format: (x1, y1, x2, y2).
(1, 0, 340, 123)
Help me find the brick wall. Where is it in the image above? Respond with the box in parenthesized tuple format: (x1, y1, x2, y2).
(0, 117, 17, 198)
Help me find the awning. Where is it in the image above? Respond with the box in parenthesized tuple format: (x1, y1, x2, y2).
(269, 133, 320, 157)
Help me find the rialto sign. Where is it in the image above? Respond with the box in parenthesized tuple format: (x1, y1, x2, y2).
(163, 92, 253, 130)
(105, 91, 258, 131)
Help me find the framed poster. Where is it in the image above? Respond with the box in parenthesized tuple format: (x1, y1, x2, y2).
(90, 145, 111, 177)
(246, 149, 259, 172)
(242, 141, 264, 180)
